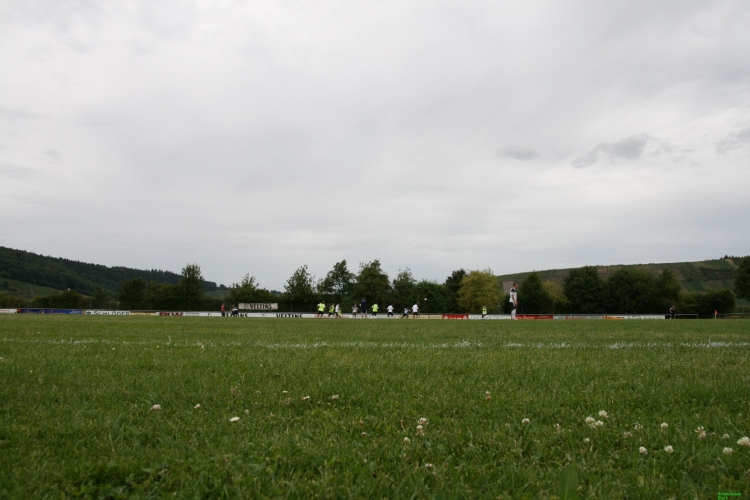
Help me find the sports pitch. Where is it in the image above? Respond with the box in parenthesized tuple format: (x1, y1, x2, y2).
(1, 316, 749, 498)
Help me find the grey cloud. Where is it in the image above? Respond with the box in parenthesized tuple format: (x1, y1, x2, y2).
(497, 145, 539, 160)
(573, 134, 651, 168)
(716, 128, 750, 154)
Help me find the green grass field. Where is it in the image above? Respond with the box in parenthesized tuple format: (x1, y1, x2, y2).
(1, 316, 749, 499)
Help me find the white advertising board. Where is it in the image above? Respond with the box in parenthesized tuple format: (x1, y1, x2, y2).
(0, 308, 17, 314)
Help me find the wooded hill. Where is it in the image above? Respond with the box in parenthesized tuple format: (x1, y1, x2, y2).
(496, 257, 743, 293)
(0, 246, 217, 297)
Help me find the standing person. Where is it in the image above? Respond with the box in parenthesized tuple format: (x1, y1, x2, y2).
(412, 302, 419, 317)
(372, 303, 379, 317)
(328, 304, 335, 318)
(402, 307, 410, 319)
(317, 301, 325, 318)
(387, 304, 394, 317)
(669, 305, 676, 319)
(352, 303, 358, 317)
(360, 298, 367, 318)
(335, 303, 341, 318)
(231, 304, 239, 317)
(510, 283, 518, 320)
(482, 305, 487, 319)
(221, 303, 226, 317)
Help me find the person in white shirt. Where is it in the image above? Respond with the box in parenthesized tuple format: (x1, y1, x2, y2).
(401, 307, 410, 319)
(412, 303, 419, 317)
(335, 303, 341, 318)
(387, 304, 394, 317)
(352, 304, 358, 317)
(510, 282, 518, 320)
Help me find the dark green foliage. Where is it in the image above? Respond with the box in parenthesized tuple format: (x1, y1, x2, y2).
(283, 265, 317, 307)
(412, 280, 450, 313)
(0, 291, 26, 308)
(519, 272, 551, 314)
(118, 278, 147, 310)
(90, 286, 113, 309)
(354, 260, 391, 306)
(604, 268, 664, 314)
(656, 268, 682, 303)
(228, 275, 277, 306)
(444, 269, 467, 312)
(0, 246, 217, 295)
(317, 260, 355, 304)
(32, 290, 88, 308)
(563, 266, 606, 313)
(390, 269, 416, 310)
(178, 264, 204, 311)
(735, 256, 750, 300)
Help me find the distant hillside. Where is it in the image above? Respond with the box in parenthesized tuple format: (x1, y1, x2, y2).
(496, 257, 745, 293)
(0, 246, 217, 296)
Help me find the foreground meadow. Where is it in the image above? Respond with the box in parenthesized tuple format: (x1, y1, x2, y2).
(0, 316, 749, 499)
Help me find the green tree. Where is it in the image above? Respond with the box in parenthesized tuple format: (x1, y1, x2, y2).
(519, 272, 551, 314)
(33, 290, 88, 309)
(284, 265, 317, 307)
(694, 289, 736, 318)
(458, 269, 502, 313)
(444, 269, 467, 312)
(563, 266, 606, 313)
(542, 281, 570, 313)
(604, 268, 663, 314)
(355, 260, 391, 305)
(318, 260, 355, 304)
(735, 257, 750, 300)
(228, 275, 276, 306)
(118, 278, 147, 310)
(413, 280, 450, 313)
(91, 285, 113, 309)
(0, 291, 25, 308)
(391, 268, 417, 309)
(146, 281, 179, 310)
(178, 263, 205, 311)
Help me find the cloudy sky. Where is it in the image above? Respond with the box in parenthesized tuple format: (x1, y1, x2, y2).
(1, 0, 749, 289)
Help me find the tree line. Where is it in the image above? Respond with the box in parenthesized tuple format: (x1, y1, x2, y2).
(2, 257, 748, 318)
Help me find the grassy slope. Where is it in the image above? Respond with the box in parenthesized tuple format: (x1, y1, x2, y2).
(1, 316, 749, 498)
(0, 278, 64, 300)
(497, 258, 742, 293)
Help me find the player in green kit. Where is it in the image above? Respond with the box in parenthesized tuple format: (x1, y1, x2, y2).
(372, 303, 379, 317)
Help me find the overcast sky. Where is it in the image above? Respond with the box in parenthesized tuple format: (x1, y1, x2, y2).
(1, 0, 749, 289)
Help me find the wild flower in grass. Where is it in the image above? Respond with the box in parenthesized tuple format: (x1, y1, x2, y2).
(634, 423, 643, 431)
(361, 432, 367, 436)
(230, 417, 240, 422)
(664, 445, 674, 454)
(418, 418, 428, 425)
(585, 416, 595, 425)
(737, 436, 750, 447)
(723, 434, 730, 439)
(522, 418, 530, 425)
(244, 409, 249, 414)
(639, 447, 647, 455)
(194, 404, 200, 409)
(331, 395, 340, 400)
(695, 426, 706, 440)
(150, 404, 161, 411)
(302, 396, 310, 401)
(598, 410, 608, 418)
(416, 425, 423, 431)
(723, 447, 733, 455)
(200, 344, 205, 350)
(660, 422, 668, 431)
(485, 391, 491, 401)
(583, 438, 590, 443)
(424, 463, 433, 468)
(403, 437, 410, 443)
(593, 420, 604, 428)
(555, 423, 561, 432)
(623, 432, 632, 438)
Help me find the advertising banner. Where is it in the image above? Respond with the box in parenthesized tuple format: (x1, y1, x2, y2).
(18, 308, 84, 314)
(443, 314, 469, 320)
(130, 312, 157, 316)
(517, 315, 554, 320)
(0, 308, 17, 314)
(553, 315, 603, 320)
(469, 314, 512, 320)
(238, 303, 278, 311)
(86, 310, 130, 315)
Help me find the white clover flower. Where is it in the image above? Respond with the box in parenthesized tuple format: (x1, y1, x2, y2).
(594, 420, 604, 428)
(695, 426, 706, 440)
(634, 423, 643, 431)
(623, 432, 632, 438)
(723, 433, 730, 439)
(150, 404, 161, 411)
(302, 396, 310, 401)
(585, 416, 595, 425)
(639, 447, 648, 455)
(244, 409, 249, 414)
(361, 432, 367, 436)
(424, 463, 433, 468)
(737, 436, 750, 447)
(331, 395, 340, 400)
(282, 391, 288, 394)
(194, 404, 200, 409)
(200, 344, 205, 350)
(522, 418, 530, 425)
(485, 391, 492, 401)
(555, 423, 561, 432)
(583, 438, 590, 443)
(418, 418, 428, 425)
(723, 447, 733, 455)
(416, 425, 423, 431)
(403, 437, 411, 443)
(230, 417, 240, 422)
(664, 445, 674, 454)
(598, 410, 608, 418)
(660, 422, 668, 430)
